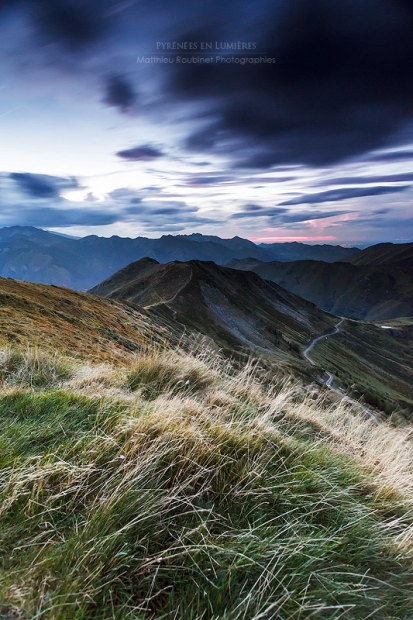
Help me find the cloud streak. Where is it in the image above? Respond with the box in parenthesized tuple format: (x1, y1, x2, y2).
(279, 185, 411, 206)
(9, 173, 80, 199)
(230, 205, 349, 223)
(317, 173, 413, 187)
(116, 145, 164, 161)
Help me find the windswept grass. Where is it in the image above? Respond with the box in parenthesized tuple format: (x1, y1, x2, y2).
(0, 346, 413, 619)
(0, 348, 75, 388)
(125, 349, 221, 399)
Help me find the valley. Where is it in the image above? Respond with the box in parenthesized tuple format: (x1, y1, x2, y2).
(89, 257, 413, 419)
(227, 242, 413, 321)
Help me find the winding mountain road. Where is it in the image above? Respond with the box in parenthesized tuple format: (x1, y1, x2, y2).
(303, 319, 344, 365)
(304, 319, 380, 425)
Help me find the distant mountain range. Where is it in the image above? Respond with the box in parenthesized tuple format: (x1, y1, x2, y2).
(227, 242, 413, 321)
(258, 241, 358, 262)
(1, 225, 411, 321)
(0, 226, 358, 290)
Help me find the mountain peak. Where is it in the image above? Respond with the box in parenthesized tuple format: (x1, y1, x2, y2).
(90, 258, 336, 354)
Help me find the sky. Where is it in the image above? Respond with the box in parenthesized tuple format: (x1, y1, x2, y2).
(0, 0, 413, 246)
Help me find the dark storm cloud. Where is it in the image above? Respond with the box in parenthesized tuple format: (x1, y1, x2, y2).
(318, 173, 413, 187)
(0, 0, 108, 51)
(116, 145, 164, 161)
(103, 74, 138, 114)
(279, 185, 411, 206)
(4, 0, 413, 169)
(230, 205, 348, 223)
(0, 0, 126, 112)
(36, 0, 105, 51)
(9, 173, 80, 198)
(164, 0, 413, 166)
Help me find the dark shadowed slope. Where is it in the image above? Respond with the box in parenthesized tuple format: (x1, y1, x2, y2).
(226, 258, 413, 320)
(344, 242, 413, 270)
(259, 241, 358, 262)
(90, 258, 336, 354)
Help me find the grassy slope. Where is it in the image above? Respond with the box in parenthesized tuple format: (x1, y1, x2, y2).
(1, 273, 411, 419)
(1, 347, 413, 619)
(0, 278, 413, 617)
(305, 318, 413, 414)
(0, 277, 172, 362)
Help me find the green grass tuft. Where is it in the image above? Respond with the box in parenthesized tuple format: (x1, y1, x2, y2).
(0, 348, 74, 388)
(125, 350, 219, 399)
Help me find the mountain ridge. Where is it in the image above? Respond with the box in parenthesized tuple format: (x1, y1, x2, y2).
(0, 226, 359, 290)
(343, 241, 413, 267)
(259, 240, 359, 262)
(90, 257, 335, 355)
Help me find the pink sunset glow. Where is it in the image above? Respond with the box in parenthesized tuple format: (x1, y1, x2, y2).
(249, 235, 337, 243)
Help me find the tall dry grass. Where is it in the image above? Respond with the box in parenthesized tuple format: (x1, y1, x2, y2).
(0, 345, 412, 619)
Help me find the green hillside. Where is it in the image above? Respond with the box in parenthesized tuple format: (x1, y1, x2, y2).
(344, 241, 413, 268)
(226, 258, 413, 321)
(304, 317, 413, 416)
